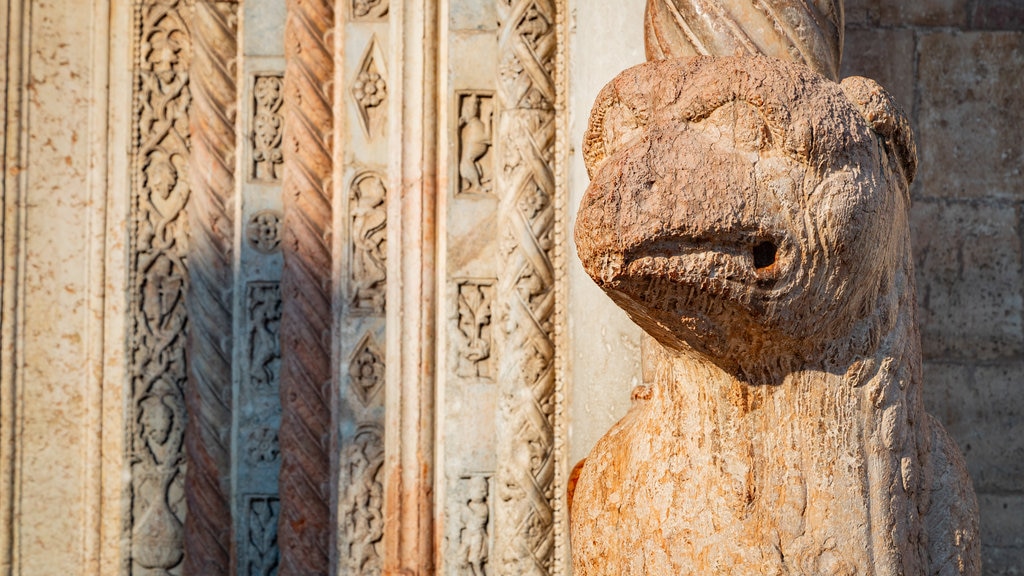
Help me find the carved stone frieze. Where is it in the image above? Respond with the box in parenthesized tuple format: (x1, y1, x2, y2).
(349, 171, 387, 315)
(456, 280, 496, 380)
(128, 1, 192, 572)
(494, 0, 560, 573)
(456, 92, 494, 196)
(341, 426, 386, 576)
(243, 496, 281, 576)
(252, 75, 284, 182)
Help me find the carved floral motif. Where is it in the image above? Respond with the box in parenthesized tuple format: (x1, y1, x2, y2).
(352, 0, 389, 21)
(349, 333, 385, 407)
(457, 280, 495, 379)
(352, 40, 388, 138)
(252, 75, 284, 181)
(247, 210, 283, 255)
(245, 496, 281, 576)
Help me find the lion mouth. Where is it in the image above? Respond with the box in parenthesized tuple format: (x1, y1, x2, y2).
(621, 234, 789, 291)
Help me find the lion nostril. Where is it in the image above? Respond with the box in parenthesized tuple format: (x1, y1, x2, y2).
(753, 241, 778, 270)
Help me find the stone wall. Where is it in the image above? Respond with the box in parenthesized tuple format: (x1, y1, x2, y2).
(841, 1, 1024, 572)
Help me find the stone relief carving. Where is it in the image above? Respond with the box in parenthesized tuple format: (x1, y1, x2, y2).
(352, 40, 388, 138)
(247, 210, 283, 255)
(349, 171, 387, 315)
(252, 75, 285, 182)
(352, 0, 388, 21)
(456, 476, 491, 576)
(644, 0, 844, 80)
(244, 496, 281, 576)
(349, 333, 385, 407)
(278, 0, 335, 571)
(457, 92, 494, 195)
(493, 0, 560, 573)
(128, 1, 192, 572)
(572, 55, 980, 575)
(247, 282, 283, 392)
(245, 428, 281, 466)
(341, 426, 385, 576)
(456, 280, 495, 380)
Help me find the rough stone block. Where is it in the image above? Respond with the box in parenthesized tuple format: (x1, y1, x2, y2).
(840, 28, 916, 115)
(978, 494, 1024, 574)
(917, 32, 1024, 200)
(844, 0, 879, 26)
(880, 0, 968, 27)
(972, 0, 1024, 30)
(911, 201, 1023, 360)
(923, 362, 1024, 493)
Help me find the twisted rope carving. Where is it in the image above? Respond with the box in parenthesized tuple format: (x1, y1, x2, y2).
(183, 2, 238, 574)
(277, 0, 334, 573)
(644, 0, 843, 79)
(494, 0, 558, 573)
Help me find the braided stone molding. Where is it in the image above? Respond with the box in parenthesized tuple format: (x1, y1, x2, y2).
(644, 0, 843, 80)
(494, 0, 559, 573)
(183, 1, 239, 574)
(277, 0, 335, 572)
(127, 1, 192, 573)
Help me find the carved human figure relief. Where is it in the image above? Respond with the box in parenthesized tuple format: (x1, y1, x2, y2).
(572, 56, 980, 575)
(349, 172, 387, 314)
(341, 426, 385, 576)
(457, 93, 494, 195)
(247, 282, 282, 392)
(456, 280, 495, 379)
(252, 75, 284, 181)
(456, 476, 491, 576)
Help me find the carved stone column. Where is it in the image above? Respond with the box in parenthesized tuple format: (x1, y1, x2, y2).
(493, 0, 562, 573)
(277, 0, 335, 573)
(183, 1, 239, 574)
(644, 0, 843, 79)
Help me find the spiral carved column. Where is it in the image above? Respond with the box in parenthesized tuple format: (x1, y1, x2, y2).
(183, 2, 239, 574)
(277, 0, 335, 573)
(644, 0, 843, 79)
(494, 0, 559, 573)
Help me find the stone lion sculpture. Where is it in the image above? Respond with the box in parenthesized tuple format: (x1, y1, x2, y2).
(572, 55, 980, 575)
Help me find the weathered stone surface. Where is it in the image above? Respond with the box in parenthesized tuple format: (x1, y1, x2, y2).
(924, 361, 1024, 493)
(917, 32, 1024, 200)
(911, 201, 1023, 361)
(972, 0, 1024, 30)
(572, 55, 980, 575)
(880, 0, 968, 27)
(844, 0, 879, 26)
(978, 494, 1024, 575)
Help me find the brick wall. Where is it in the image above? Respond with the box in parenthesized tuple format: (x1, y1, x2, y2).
(842, 1, 1024, 572)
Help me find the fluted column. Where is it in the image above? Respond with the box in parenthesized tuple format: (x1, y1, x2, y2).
(277, 0, 335, 572)
(183, 2, 239, 574)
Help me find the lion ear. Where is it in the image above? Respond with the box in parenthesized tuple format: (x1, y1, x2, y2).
(840, 76, 918, 184)
(583, 78, 650, 180)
